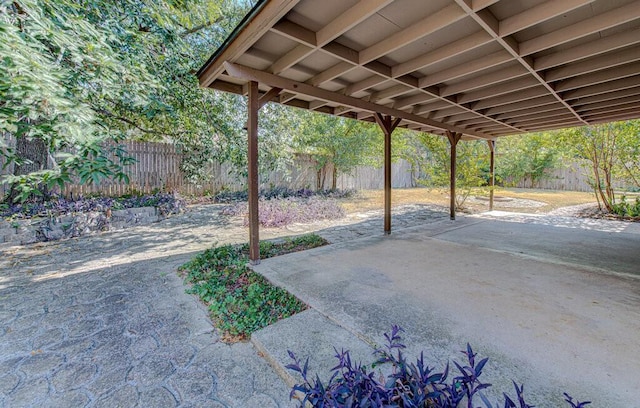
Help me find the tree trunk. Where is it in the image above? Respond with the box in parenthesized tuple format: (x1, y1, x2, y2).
(592, 160, 612, 212)
(331, 165, 337, 190)
(15, 136, 48, 174)
(604, 168, 614, 205)
(317, 164, 328, 191)
(5, 136, 49, 202)
(316, 167, 324, 191)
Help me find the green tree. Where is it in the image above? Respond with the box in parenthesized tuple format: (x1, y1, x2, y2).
(1, 0, 251, 201)
(1, 0, 148, 201)
(496, 132, 563, 188)
(220, 102, 297, 185)
(560, 121, 640, 212)
(294, 111, 382, 190)
(417, 133, 488, 209)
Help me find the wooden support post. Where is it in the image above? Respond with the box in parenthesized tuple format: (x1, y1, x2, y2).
(446, 131, 462, 220)
(487, 139, 496, 211)
(375, 114, 401, 234)
(247, 81, 260, 264)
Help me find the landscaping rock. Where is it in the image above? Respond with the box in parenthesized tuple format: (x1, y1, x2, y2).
(1, 206, 168, 245)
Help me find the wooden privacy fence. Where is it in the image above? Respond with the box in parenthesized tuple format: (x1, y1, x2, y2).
(511, 161, 632, 192)
(0, 138, 618, 196)
(0, 140, 416, 196)
(513, 162, 593, 192)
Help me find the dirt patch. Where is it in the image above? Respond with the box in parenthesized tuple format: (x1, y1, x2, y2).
(473, 195, 513, 202)
(339, 188, 596, 215)
(466, 196, 546, 209)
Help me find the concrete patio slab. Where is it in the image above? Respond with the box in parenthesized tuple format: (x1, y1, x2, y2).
(252, 216, 640, 407)
(467, 211, 640, 277)
(252, 309, 375, 388)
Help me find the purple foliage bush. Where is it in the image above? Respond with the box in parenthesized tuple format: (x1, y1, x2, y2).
(1, 192, 186, 219)
(214, 187, 356, 203)
(222, 196, 345, 227)
(287, 326, 590, 408)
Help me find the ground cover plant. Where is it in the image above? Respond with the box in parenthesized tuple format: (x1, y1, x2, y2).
(179, 234, 327, 340)
(611, 195, 640, 218)
(0, 192, 186, 219)
(288, 326, 590, 408)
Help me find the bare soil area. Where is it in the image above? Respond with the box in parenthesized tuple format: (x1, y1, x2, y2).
(339, 188, 597, 215)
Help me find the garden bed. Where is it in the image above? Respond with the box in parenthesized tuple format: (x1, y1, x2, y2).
(179, 234, 328, 341)
(0, 207, 162, 245)
(577, 205, 640, 222)
(215, 188, 352, 228)
(0, 193, 186, 245)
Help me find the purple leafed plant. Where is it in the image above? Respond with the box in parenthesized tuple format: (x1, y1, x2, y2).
(222, 196, 345, 228)
(214, 187, 355, 203)
(563, 394, 592, 408)
(1, 192, 186, 219)
(287, 326, 590, 408)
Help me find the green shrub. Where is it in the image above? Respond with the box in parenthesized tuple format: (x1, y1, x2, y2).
(611, 195, 640, 217)
(180, 234, 327, 339)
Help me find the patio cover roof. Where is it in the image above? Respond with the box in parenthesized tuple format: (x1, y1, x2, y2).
(198, 0, 640, 140)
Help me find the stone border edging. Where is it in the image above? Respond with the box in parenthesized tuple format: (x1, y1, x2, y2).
(0, 207, 166, 245)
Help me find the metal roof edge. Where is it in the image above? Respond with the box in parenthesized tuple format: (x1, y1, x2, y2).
(196, 0, 270, 79)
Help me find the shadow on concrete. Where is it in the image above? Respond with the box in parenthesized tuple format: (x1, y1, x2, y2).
(253, 215, 640, 407)
(0, 203, 449, 288)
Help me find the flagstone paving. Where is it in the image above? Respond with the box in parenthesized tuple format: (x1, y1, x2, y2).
(0, 203, 447, 407)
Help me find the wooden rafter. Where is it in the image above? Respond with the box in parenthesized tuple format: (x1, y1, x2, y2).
(440, 65, 529, 97)
(452, 0, 589, 125)
(269, 17, 525, 134)
(359, 4, 466, 64)
(198, 0, 300, 87)
(200, 0, 640, 139)
(392, 31, 493, 78)
(499, 0, 595, 36)
(269, 0, 392, 74)
(519, 2, 640, 56)
(222, 61, 491, 139)
(545, 46, 640, 82)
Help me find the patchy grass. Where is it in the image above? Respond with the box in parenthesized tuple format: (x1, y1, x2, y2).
(179, 234, 327, 341)
(491, 188, 596, 212)
(339, 187, 596, 214)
